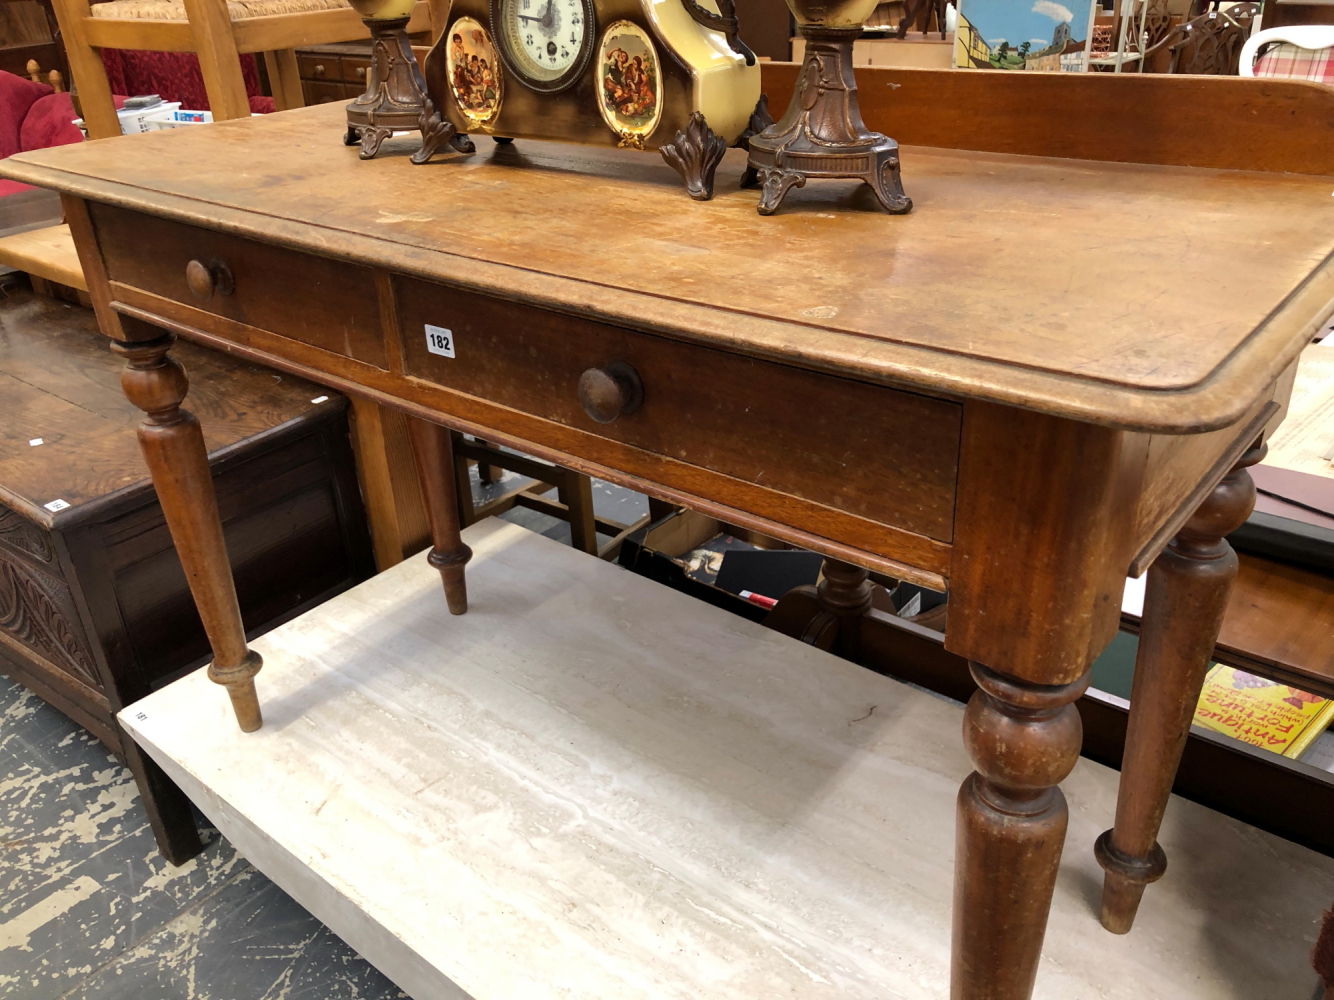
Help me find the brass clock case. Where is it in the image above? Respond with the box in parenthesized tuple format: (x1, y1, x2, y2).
(490, 0, 597, 94)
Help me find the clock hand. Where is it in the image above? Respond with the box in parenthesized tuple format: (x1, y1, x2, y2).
(539, 0, 554, 33)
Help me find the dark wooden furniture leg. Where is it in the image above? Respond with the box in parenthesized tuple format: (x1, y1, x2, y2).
(647, 497, 678, 523)
(120, 736, 205, 863)
(558, 471, 598, 555)
(407, 417, 472, 614)
(763, 557, 874, 657)
(449, 429, 479, 529)
(815, 559, 874, 659)
(955, 661, 1090, 999)
(112, 333, 263, 732)
(1095, 442, 1263, 933)
(473, 438, 503, 485)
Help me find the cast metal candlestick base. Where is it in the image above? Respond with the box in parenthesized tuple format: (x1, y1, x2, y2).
(344, 16, 472, 162)
(744, 26, 911, 216)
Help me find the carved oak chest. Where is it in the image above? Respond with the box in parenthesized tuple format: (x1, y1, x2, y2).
(0, 290, 374, 862)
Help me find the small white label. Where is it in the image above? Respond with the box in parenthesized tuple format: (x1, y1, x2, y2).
(44, 499, 71, 512)
(425, 324, 455, 358)
(310, 395, 329, 404)
(28, 438, 43, 447)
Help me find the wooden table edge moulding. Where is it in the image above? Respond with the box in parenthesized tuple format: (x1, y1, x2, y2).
(4, 65, 1333, 1000)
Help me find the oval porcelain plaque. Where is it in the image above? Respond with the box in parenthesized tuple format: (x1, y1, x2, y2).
(447, 17, 503, 125)
(596, 21, 662, 147)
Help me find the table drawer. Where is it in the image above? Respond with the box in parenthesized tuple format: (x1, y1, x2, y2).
(396, 278, 961, 542)
(341, 56, 371, 86)
(305, 80, 353, 104)
(92, 204, 387, 368)
(297, 53, 338, 81)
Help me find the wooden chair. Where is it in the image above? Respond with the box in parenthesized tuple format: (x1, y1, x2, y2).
(451, 434, 653, 560)
(50, 0, 442, 139)
(1152, 2, 1261, 75)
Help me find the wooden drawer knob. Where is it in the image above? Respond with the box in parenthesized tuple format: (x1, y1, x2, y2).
(185, 258, 234, 301)
(577, 361, 643, 424)
(355, 66, 366, 79)
(313, 63, 326, 77)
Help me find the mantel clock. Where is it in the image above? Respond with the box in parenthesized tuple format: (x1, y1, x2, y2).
(344, 0, 765, 200)
(344, 0, 911, 213)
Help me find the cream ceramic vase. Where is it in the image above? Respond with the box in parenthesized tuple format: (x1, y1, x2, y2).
(347, 0, 416, 19)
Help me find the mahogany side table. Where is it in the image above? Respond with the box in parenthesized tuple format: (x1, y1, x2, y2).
(4, 86, 1332, 998)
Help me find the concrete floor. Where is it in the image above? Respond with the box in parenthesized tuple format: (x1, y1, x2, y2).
(0, 464, 646, 1000)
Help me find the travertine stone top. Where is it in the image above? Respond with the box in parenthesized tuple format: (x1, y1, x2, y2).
(122, 520, 1334, 999)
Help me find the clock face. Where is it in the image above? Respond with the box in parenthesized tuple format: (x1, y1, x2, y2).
(493, 0, 595, 92)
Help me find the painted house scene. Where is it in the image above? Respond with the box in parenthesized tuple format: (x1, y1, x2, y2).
(954, 0, 1094, 71)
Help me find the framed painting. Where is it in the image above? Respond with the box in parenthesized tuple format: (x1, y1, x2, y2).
(954, 0, 1100, 71)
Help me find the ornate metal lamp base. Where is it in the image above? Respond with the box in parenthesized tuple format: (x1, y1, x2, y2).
(344, 16, 472, 163)
(745, 26, 911, 216)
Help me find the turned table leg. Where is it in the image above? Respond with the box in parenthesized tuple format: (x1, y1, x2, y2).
(407, 417, 472, 614)
(1095, 443, 1262, 933)
(817, 559, 874, 659)
(761, 557, 873, 655)
(113, 333, 263, 732)
(954, 661, 1090, 1000)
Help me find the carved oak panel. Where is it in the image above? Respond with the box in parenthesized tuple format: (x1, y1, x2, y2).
(0, 506, 57, 564)
(0, 551, 100, 690)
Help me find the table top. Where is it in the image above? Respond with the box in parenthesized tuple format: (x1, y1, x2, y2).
(7, 102, 1334, 432)
(0, 291, 331, 525)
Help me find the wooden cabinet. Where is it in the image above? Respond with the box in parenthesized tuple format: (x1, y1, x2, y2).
(296, 42, 374, 104)
(0, 0, 64, 83)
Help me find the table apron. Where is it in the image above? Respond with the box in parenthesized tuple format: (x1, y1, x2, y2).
(109, 292, 954, 590)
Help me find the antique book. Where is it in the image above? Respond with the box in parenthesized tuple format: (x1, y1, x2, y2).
(1193, 665, 1334, 759)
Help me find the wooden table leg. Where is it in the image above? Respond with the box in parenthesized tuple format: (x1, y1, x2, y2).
(448, 430, 479, 529)
(816, 559, 874, 659)
(408, 417, 473, 615)
(763, 557, 874, 654)
(112, 332, 263, 732)
(559, 471, 599, 555)
(473, 438, 504, 485)
(1095, 442, 1263, 933)
(954, 660, 1090, 1000)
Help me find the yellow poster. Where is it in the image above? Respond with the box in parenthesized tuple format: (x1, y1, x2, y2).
(1193, 665, 1334, 759)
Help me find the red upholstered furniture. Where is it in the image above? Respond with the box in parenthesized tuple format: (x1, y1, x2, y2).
(0, 70, 90, 233)
(0, 70, 75, 158)
(100, 49, 273, 113)
(0, 52, 273, 195)
(0, 70, 85, 196)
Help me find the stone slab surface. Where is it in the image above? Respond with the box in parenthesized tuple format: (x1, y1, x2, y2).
(121, 520, 1334, 1000)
